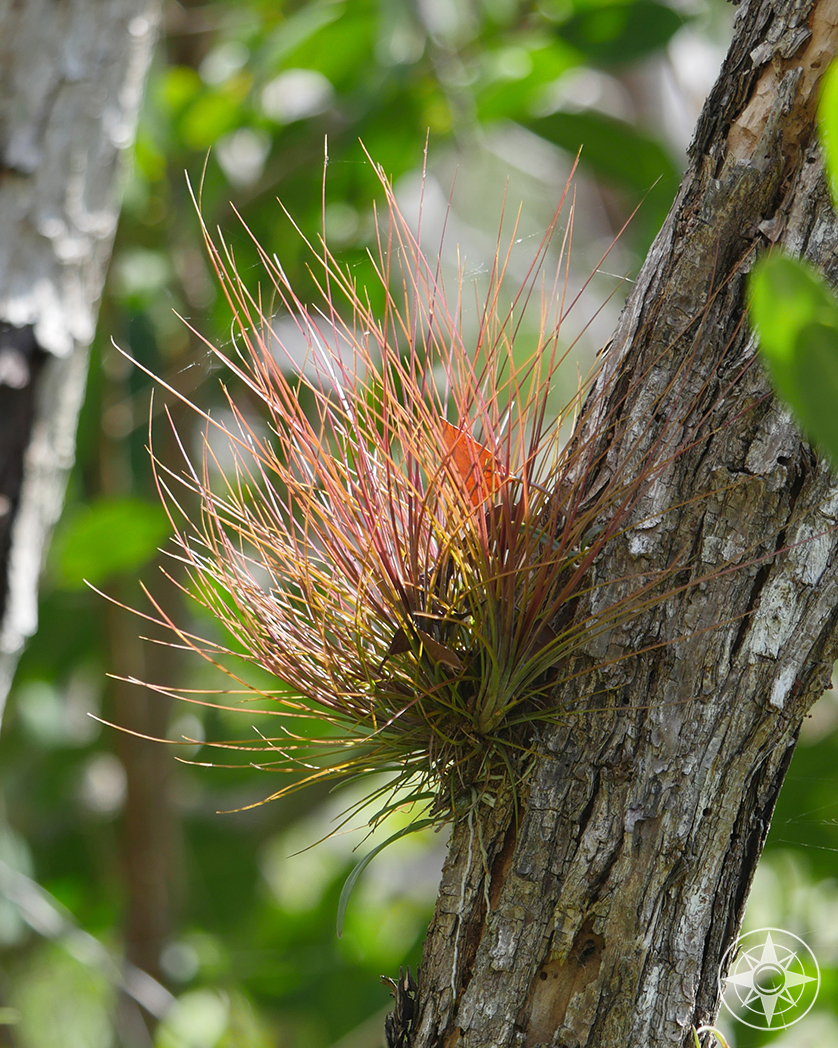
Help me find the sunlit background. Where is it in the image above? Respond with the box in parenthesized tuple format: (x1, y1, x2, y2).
(2, 2, 836, 1046)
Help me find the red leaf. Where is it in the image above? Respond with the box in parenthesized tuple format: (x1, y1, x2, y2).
(440, 419, 504, 507)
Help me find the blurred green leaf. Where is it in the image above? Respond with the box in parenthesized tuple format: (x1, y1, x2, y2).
(528, 109, 677, 193)
(476, 39, 578, 122)
(818, 57, 838, 209)
(8, 944, 114, 1048)
(526, 108, 679, 244)
(156, 988, 230, 1048)
(160, 66, 203, 114)
(134, 131, 167, 183)
(261, 1, 346, 71)
(749, 253, 838, 466)
(181, 86, 251, 150)
(558, 1, 687, 66)
(51, 498, 170, 590)
(271, 2, 377, 88)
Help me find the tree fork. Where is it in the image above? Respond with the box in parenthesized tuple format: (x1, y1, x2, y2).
(409, 2, 838, 1046)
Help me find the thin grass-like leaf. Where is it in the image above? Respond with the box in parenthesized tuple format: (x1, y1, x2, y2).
(336, 817, 438, 937)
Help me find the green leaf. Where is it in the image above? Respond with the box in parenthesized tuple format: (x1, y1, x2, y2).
(476, 41, 579, 123)
(818, 57, 838, 209)
(159, 66, 202, 114)
(271, 2, 377, 89)
(749, 255, 826, 363)
(336, 819, 437, 937)
(528, 109, 678, 194)
(51, 498, 170, 590)
(558, 1, 687, 67)
(180, 91, 245, 149)
(794, 321, 838, 459)
(749, 253, 838, 466)
(526, 109, 680, 245)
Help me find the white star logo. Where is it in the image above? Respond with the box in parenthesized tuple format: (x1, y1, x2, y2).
(719, 928, 820, 1029)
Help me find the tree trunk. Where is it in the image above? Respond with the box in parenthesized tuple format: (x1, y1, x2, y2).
(0, 6, 170, 1042)
(409, 2, 838, 1045)
(0, 0, 161, 718)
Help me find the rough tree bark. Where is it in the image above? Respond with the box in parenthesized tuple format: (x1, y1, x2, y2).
(0, 0, 160, 718)
(408, 2, 838, 1046)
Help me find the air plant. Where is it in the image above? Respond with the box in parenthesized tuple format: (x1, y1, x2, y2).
(124, 154, 740, 838)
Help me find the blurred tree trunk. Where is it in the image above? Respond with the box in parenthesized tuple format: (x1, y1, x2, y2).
(407, 2, 838, 1046)
(0, 0, 160, 718)
(0, 4, 171, 1046)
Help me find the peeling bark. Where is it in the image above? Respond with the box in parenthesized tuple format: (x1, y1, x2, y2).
(408, 2, 838, 1045)
(0, 0, 161, 717)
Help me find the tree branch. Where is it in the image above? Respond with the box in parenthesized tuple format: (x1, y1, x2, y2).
(410, 1, 838, 1045)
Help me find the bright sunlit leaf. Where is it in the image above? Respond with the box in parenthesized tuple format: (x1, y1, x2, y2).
(749, 253, 838, 466)
(818, 56, 838, 208)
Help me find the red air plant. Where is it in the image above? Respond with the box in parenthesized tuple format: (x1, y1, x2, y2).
(124, 157, 726, 831)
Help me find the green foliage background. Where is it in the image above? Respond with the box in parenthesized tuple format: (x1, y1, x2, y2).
(1, 2, 836, 1046)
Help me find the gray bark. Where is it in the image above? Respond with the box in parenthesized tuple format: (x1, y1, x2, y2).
(408, 1, 838, 1046)
(0, 0, 161, 717)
